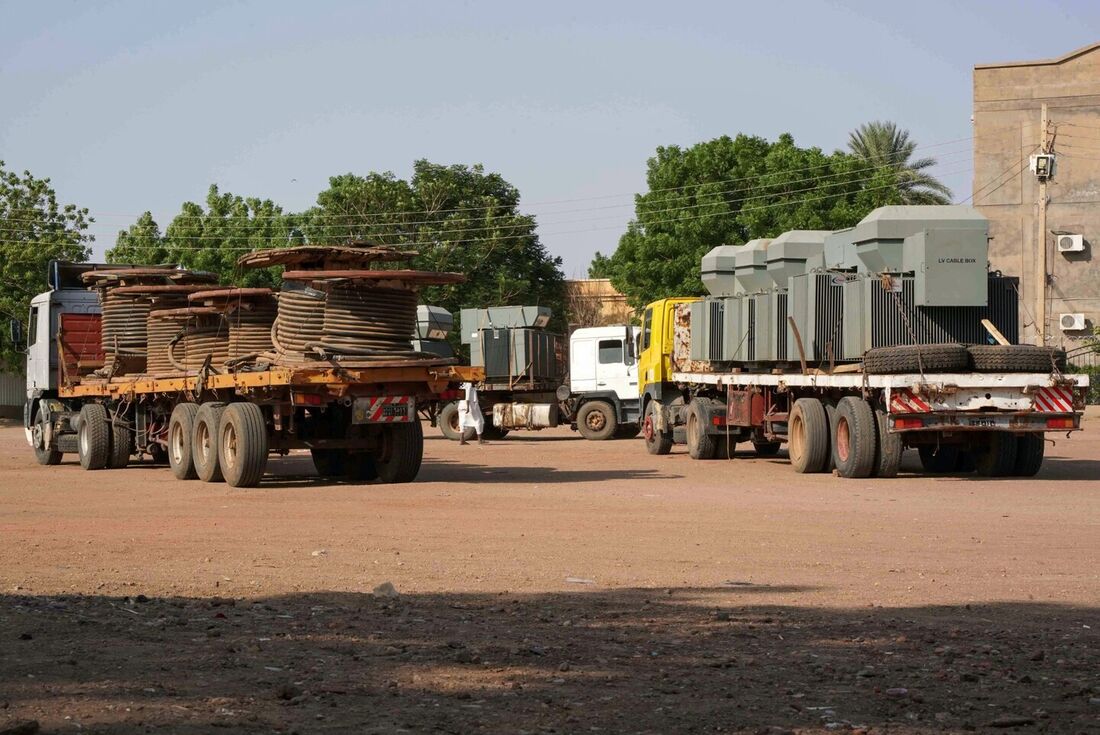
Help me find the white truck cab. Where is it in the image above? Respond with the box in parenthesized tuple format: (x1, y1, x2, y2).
(564, 325, 642, 440)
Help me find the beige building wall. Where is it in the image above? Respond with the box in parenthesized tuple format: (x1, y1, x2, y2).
(973, 42, 1100, 350)
(563, 278, 634, 328)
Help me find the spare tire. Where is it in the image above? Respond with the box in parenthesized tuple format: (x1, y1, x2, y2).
(863, 343, 969, 374)
(968, 344, 1066, 373)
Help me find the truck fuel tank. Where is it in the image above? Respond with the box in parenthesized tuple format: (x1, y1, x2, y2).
(492, 402, 559, 430)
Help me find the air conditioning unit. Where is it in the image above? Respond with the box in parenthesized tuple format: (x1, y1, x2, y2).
(1057, 234, 1085, 253)
(1059, 312, 1086, 331)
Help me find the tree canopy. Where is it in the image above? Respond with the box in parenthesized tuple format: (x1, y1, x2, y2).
(848, 121, 952, 205)
(590, 133, 903, 308)
(302, 160, 565, 324)
(107, 186, 302, 287)
(0, 161, 93, 369)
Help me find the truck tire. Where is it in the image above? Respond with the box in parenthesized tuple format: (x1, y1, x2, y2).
(1013, 433, 1045, 477)
(713, 435, 735, 459)
(107, 412, 133, 469)
(345, 452, 379, 482)
(974, 432, 1018, 478)
(832, 396, 877, 479)
(643, 401, 673, 456)
(32, 406, 62, 466)
(577, 401, 617, 441)
(375, 422, 424, 484)
(863, 343, 969, 374)
(823, 402, 837, 471)
(968, 345, 1067, 373)
(873, 406, 902, 478)
(788, 398, 829, 474)
(482, 423, 509, 440)
(917, 444, 959, 473)
(753, 441, 781, 457)
(438, 402, 474, 442)
(168, 403, 199, 480)
(77, 404, 111, 471)
(219, 403, 268, 488)
(193, 402, 226, 482)
(686, 399, 717, 460)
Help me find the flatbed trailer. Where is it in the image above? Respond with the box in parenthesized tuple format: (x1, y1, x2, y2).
(646, 368, 1088, 478)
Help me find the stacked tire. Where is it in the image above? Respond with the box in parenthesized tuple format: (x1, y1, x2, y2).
(863, 343, 1067, 374)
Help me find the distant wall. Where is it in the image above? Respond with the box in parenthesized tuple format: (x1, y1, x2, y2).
(563, 279, 634, 328)
(0, 372, 23, 419)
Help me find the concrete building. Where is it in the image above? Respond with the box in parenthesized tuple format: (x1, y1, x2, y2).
(973, 42, 1100, 351)
(562, 278, 634, 328)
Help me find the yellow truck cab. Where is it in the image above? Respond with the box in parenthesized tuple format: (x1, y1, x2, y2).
(637, 297, 698, 440)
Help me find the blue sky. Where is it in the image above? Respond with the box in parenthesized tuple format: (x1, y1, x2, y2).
(2, 0, 1098, 276)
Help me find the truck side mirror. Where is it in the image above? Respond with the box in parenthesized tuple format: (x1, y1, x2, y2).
(9, 319, 24, 350)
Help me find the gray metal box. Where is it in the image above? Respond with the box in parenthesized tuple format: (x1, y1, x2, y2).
(416, 305, 453, 340)
(459, 306, 552, 344)
(411, 338, 454, 358)
(701, 245, 740, 296)
(480, 327, 559, 383)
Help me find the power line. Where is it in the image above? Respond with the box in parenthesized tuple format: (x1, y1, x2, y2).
(960, 146, 1037, 205)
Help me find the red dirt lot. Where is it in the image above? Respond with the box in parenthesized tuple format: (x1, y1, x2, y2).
(0, 415, 1098, 734)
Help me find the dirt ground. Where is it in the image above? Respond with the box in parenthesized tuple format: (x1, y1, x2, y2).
(1, 415, 1098, 734)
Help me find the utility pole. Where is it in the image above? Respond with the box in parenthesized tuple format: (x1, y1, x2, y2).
(1035, 103, 1050, 345)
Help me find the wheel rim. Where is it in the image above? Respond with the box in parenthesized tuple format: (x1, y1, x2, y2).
(643, 414, 655, 442)
(222, 422, 238, 469)
(79, 422, 89, 456)
(586, 409, 607, 432)
(170, 421, 185, 466)
(836, 417, 851, 463)
(687, 413, 698, 446)
(197, 422, 212, 464)
(790, 413, 804, 460)
(33, 421, 45, 451)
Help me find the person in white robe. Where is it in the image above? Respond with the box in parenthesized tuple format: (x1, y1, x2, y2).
(457, 381, 485, 445)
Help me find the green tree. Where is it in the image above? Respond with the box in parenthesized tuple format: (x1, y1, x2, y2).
(106, 185, 302, 287)
(592, 134, 900, 308)
(303, 160, 565, 324)
(0, 161, 93, 369)
(848, 120, 952, 205)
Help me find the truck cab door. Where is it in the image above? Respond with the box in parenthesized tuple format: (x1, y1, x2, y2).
(569, 336, 597, 393)
(593, 337, 635, 399)
(24, 302, 51, 397)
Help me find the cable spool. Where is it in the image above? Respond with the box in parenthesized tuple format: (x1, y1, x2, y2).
(272, 280, 327, 360)
(189, 288, 277, 362)
(320, 282, 419, 358)
(147, 307, 229, 373)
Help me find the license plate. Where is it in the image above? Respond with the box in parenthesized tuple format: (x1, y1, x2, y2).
(352, 396, 415, 424)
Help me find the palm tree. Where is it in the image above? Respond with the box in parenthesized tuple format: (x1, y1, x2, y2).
(848, 121, 952, 205)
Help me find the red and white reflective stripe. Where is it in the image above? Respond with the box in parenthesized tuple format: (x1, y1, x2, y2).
(889, 388, 932, 414)
(1032, 386, 1074, 413)
(366, 396, 413, 422)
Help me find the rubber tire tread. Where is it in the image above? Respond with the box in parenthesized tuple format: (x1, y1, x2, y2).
(577, 401, 618, 441)
(168, 403, 199, 480)
(78, 404, 111, 471)
(220, 403, 268, 488)
(873, 407, 902, 478)
(686, 399, 717, 460)
(789, 398, 829, 474)
(643, 401, 673, 456)
(33, 407, 62, 466)
(967, 345, 1067, 373)
(975, 432, 1018, 477)
(832, 397, 877, 479)
(1013, 433, 1045, 477)
(918, 444, 959, 473)
(375, 422, 424, 484)
(193, 403, 226, 482)
(863, 343, 969, 375)
(108, 412, 132, 469)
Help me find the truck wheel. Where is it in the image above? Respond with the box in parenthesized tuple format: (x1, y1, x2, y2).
(823, 402, 837, 471)
(1012, 433, 1045, 477)
(193, 402, 226, 482)
(168, 403, 200, 479)
(686, 399, 717, 459)
(713, 435, 735, 459)
(77, 404, 111, 471)
(310, 448, 345, 478)
(107, 411, 133, 469)
(974, 432, 1018, 478)
(578, 401, 617, 441)
(789, 398, 828, 473)
(643, 401, 673, 456)
(968, 345, 1067, 373)
(438, 402, 473, 442)
(873, 406, 902, 478)
(753, 441, 782, 457)
(344, 452, 378, 482)
(832, 396, 876, 479)
(32, 406, 62, 466)
(482, 424, 509, 440)
(863, 343, 969, 374)
(917, 444, 958, 473)
(375, 422, 424, 483)
(219, 403, 268, 488)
